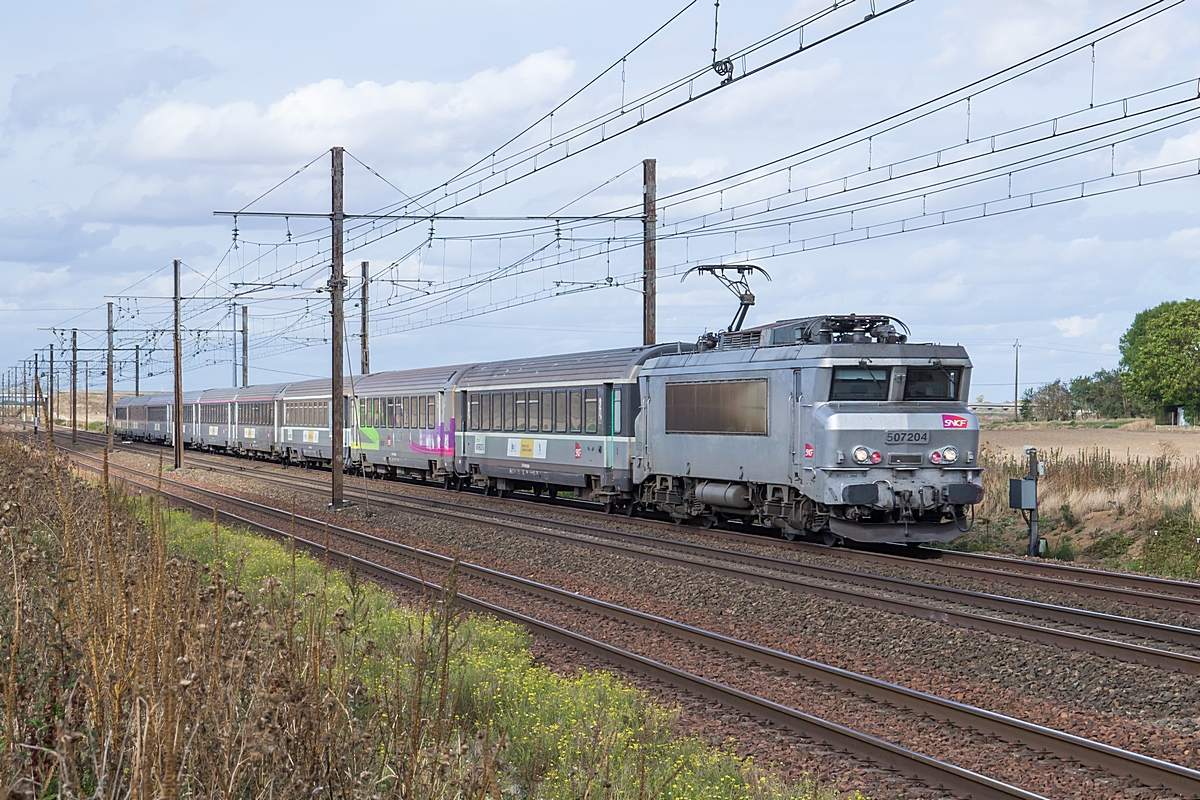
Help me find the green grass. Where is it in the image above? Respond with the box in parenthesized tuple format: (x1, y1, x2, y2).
(145, 500, 855, 800)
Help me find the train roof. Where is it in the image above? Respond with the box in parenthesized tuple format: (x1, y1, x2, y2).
(456, 344, 693, 388)
(351, 365, 470, 395)
(277, 378, 338, 399)
(197, 387, 245, 403)
(646, 341, 972, 370)
(115, 394, 155, 407)
(228, 383, 291, 402)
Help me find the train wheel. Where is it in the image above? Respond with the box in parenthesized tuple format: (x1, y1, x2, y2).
(625, 502, 636, 518)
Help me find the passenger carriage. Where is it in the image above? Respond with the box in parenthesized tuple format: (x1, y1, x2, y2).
(195, 388, 237, 451)
(454, 345, 689, 502)
(350, 366, 467, 482)
(278, 378, 341, 466)
(144, 393, 173, 444)
(231, 383, 288, 458)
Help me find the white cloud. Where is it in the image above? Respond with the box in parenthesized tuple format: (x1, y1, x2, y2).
(1165, 226, 1200, 259)
(5, 47, 215, 128)
(700, 60, 841, 125)
(1051, 314, 1101, 338)
(661, 157, 729, 181)
(124, 50, 576, 165)
(905, 238, 961, 269)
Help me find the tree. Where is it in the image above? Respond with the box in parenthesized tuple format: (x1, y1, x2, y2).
(1121, 299, 1200, 420)
(1030, 380, 1072, 421)
(1069, 368, 1152, 419)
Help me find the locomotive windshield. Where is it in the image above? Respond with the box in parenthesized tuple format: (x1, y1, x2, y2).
(829, 367, 890, 400)
(903, 367, 961, 400)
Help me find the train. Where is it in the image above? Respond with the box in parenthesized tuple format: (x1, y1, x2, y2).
(115, 314, 983, 544)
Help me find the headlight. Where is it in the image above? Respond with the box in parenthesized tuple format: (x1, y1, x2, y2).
(941, 446, 959, 464)
(852, 446, 871, 464)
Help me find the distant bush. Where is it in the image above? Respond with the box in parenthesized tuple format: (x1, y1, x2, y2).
(1142, 513, 1200, 581)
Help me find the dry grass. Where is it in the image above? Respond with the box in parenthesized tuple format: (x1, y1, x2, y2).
(0, 437, 505, 798)
(966, 443, 1200, 578)
(0, 428, 853, 800)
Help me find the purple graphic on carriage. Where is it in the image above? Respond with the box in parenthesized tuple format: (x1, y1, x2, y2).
(411, 418, 455, 456)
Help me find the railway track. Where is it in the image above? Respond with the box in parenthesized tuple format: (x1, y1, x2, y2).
(50, 425, 1200, 610)
(56, 443, 1200, 800)
(58, 428, 1200, 675)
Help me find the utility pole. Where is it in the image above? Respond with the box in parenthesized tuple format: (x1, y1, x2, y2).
(642, 158, 657, 347)
(134, 344, 140, 397)
(360, 261, 370, 375)
(49, 344, 54, 431)
(231, 302, 238, 388)
(84, 362, 89, 432)
(173, 259, 184, 471)
(107, 302, 114, 450)
(32, 353, 38, 434)
(242, 305, 249, 387)
(21, 361, 26, 426)
(330, 146, 346, 508)
(1013, 340, 1020, 422)
(71, 329, 78, 444)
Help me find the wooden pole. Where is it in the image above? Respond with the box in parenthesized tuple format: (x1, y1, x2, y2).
(107, 302, 114, 450)
(174, 259, 184, 470)
(71, 329, 77, 443)
(330, 147, 345, 508)
(360, 261, 370, 376)
(642, 158, 657, 346)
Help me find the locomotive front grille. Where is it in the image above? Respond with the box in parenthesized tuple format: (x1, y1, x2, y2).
(888, 453, 922, 466)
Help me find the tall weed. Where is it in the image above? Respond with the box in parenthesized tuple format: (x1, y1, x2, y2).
(0, 434, 850, 800)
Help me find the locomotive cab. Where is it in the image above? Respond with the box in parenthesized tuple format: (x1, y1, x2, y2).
(805, 357, 983, 543)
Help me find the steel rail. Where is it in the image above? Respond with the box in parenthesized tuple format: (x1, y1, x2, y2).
(51, 427, 1200, 608)
(49, 429, 1200, 621)
(914, 547, 1200, 600)
(71, 449, 1200, 799)
(139, 451, 1200, 670)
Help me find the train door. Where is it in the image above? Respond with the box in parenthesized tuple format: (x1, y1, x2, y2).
(792, 369, 815, 484)
(603, 383, 615, 472)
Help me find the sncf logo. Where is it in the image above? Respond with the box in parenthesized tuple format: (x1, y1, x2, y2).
(804, 443, 815, 458)
(942, 414, 969, 429)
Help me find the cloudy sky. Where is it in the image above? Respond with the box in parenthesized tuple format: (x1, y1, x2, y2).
(3, 0, 1200, 401)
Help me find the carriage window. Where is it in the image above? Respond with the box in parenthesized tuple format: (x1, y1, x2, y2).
(386, 397, 395, 427)
(116, 407, 128, 421)
(469, 394, 480, 431)
(501, 393, 513, 431)
(527, 392, 539, 433)
(903, 367, 961, 401)
(427, 396, 437, 429)
(554, 391, 567, 433)
(612, 387, 622, 436)
(541, 391, 553, 432)
(515, 392, 526, 432)
(829, 367, 891, 401)
(583, 389, 598, 434)
(665, 380, 768, 435)
(569, 390, 583, 433)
